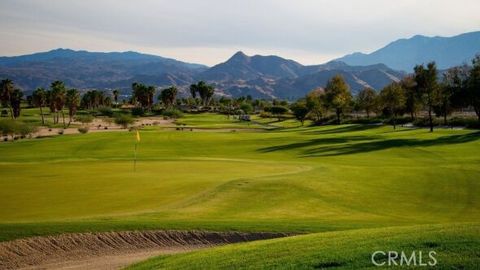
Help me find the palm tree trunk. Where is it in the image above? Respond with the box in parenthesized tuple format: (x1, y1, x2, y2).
(39, 106, 45, 125)
(9, 106, 14, 119)
(61, 110, 66, 128)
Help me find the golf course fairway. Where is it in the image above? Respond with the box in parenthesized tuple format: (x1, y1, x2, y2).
(1, 114, 479, 268)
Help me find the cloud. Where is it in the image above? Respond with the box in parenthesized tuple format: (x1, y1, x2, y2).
(0, 0, 479, 65)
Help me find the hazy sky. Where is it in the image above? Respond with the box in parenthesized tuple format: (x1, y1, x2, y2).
(0, 0, 479, 66)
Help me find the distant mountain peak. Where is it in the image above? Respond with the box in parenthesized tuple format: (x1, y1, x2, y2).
(336, 31, 480, 71)
(228, 51, 250, 62)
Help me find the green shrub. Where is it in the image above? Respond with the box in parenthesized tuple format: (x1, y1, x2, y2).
(78, 127, 89, 134)
(97, 106, 114, 117)
(0, 119, 17, 137)
(162, 108, 183, 119)
(131, 107, 145, 116)
(76, 115, 94, 124)
(0, 120, 38, 139)
(448, 117, 480, 129)
(114, 114, 134, 128)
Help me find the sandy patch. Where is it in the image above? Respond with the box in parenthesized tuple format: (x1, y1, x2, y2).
(0, 230, 289, 270)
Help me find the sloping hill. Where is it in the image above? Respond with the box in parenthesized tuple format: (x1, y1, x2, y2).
(337, 31, 480, 71)
(0, 49, 207, 91)
(128, 223, 480, 270)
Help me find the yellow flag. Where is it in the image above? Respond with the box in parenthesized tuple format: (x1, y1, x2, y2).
(136, 130, 140, 142)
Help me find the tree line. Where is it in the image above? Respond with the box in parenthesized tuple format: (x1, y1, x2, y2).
(290, 56, 480, 131)
(1, 56, 479, 132)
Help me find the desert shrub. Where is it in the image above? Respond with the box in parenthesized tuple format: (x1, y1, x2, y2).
(448, 117, 480, 129)
(76, 114, 94, 124)
(131, 107, 145, 116)
(17, 123, 38, 137)
(0, 120, 38, 139)
(97, 106, 114, 117)
(162, 108, 183, 119)
(78, 127, 89, 134)
(0, 119, 17, 137)
(114, 114, 134, 128)
(259, 111, 272, 118)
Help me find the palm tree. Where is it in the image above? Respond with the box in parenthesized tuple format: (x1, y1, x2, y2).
(1, 79, 15, 119)
(32, 88, 47, 125)
(159, 86, 178, 109)
(50, 81, 67, 126)
(11, 89, 23, 118)
(112, 89, 119, 107)
(66, 89, 80, 125)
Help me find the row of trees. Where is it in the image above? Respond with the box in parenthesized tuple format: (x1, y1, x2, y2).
(290, 56, 480, 131)
(0, 79, 23, 119)
(30, 81, 80, 127)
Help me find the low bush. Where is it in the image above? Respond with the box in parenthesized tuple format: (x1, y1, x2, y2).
(0, 120, 38, 140)
(97, 106, 114, 117)
(78, 127, 89, 134)
(76, 115, 94, 124)
(162, 108, 183, 119)
(114, 114, 134, 128)
(131, 107, 145, 116)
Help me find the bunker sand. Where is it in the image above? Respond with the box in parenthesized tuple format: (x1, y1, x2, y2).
(0, 230, 289, 270)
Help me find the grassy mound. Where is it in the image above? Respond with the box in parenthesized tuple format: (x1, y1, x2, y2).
(128, 223, 480, 270)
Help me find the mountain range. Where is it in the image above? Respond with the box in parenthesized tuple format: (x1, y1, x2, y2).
(0, 31, 478, 99)
(336, 31, 480, 71)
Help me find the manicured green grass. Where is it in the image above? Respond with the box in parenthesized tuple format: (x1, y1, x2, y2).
(175, 113, 266, 129)
(1, 113, 479, 261)
(128, 223, 480, 270)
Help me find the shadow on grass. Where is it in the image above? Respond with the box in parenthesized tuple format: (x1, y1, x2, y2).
(258, 136, 377, 153)
(258, 132, 480, 157)
(301, 124, 382, 135)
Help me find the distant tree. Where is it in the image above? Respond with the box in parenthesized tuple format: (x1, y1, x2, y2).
(380, 83, 406, 130)
(325, 75, 352, 124)
(356, 88, 377, 118)
(159, 86, 178, 109)
(240, 103, 253, 114)
(132, 83, 155, 110)
(467, 55, 480, 122)
(190, 81, 215, 106)
(10, 89, 23, 118)
(81, 90, 106, 110)
(400, 75, 421, 121)
(414, 62, 439, 132)
(50, 81, 67, 127)
(305, 88, 326, 122)
(290, 101, 309, 125)
(189, 84, 197, 99)
(66, 89, 80, 125)
(0, 79, 15, 119)
(112, 89, 119, 106)
(270, 105, 288, 121)
(32, 88, 47, 125)
(435, 68, 465, 125)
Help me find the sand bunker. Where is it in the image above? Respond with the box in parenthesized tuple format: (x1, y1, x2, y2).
(0, 230, 289, 270)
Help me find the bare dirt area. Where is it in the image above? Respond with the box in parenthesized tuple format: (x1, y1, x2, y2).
(33, 117, 173, 138)
(0, 230, 289, 270)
